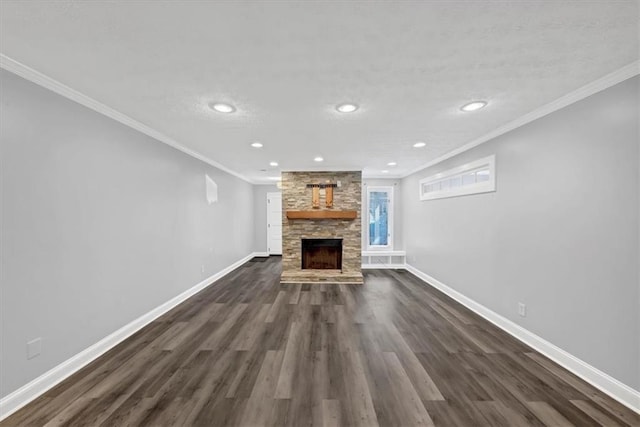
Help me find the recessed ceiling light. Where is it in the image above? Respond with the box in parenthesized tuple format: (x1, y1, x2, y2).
(387, 162, 397, 166)
(251, 142, 263, 148)
(413, 142, 426, 148)
(382, 170, 389, 174)
(336, 103, 359, 113)
(269, 161, 278, 167)
(460, 101, 487, 112)
(314, 156, 324, 162)
(209, 102, 236, 113)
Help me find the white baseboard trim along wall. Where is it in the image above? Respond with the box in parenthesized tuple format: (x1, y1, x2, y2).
(2, 259, 638, 419)
(0, 252, 259, 421)
(404, 263, 640, 414)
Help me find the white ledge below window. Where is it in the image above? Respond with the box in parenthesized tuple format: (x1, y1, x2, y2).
(362, 250, 406, 269)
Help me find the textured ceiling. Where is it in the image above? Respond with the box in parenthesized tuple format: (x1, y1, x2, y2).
(1, 1, 638, 182)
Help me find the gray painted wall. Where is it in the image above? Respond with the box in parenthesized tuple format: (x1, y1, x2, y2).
(0, 70, 254, 398)
(253, 184, 280, 253)
(362, 179, 403, 250)
(402, 76, 639, 390)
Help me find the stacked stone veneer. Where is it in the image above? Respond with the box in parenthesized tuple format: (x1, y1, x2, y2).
(280, 171, 363, 284)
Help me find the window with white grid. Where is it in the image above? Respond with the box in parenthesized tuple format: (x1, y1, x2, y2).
(419, 155, 496, 201)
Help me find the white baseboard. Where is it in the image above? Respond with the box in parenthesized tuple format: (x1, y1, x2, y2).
(362, 263, 407, 269)
(4, 258, 637, 419)
(405, 264, 640, 414)
(253, 252, 269, 257)
(0, 252, 257, 421)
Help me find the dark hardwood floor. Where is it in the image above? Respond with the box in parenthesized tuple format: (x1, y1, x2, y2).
(3, 257, 638, 426)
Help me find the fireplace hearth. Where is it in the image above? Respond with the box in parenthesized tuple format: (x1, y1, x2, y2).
(301, 238, 343, 270)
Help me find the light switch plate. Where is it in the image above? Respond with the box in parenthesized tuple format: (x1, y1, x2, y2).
(27, 338, 42, 359)
(518, 303, 526, 317)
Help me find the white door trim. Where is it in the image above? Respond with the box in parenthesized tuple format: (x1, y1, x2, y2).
(266, 192, 282, 255)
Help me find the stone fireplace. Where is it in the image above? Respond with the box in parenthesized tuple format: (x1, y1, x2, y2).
(280, 171, 363, 284)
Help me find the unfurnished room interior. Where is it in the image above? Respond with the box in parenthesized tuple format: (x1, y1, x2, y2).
(0, 1, 639, 426)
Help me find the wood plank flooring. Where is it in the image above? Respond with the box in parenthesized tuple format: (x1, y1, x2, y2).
(3, 257, 638, 426)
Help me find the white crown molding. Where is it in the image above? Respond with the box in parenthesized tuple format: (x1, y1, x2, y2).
(0, 54, 255, 184)
(405, 263, 640, 414)
(3, 53, 637, 185)
(0, 252, 260, 421)
(403, 60, 640, 178)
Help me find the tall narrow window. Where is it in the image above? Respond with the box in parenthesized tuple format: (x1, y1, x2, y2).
(367, 186, 393, 249)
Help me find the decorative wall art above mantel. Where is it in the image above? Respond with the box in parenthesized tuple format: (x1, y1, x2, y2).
(306, 182, 338, 208)
(283, 180, 356, 219)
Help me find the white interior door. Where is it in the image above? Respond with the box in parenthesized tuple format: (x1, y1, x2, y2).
(267, 192, 282, 255)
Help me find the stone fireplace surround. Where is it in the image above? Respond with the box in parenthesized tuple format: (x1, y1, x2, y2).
(280, 171, 363, 284)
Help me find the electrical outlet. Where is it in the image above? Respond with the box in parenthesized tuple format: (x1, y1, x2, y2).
(27, 338, 42, 359)
(518, 303, 526, 317)
(201, 265, 205, 274)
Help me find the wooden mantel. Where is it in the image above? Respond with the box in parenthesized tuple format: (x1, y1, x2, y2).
(286, 210, 357, 220)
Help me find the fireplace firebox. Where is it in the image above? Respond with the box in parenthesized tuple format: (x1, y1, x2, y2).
(301, 238, 343, 270)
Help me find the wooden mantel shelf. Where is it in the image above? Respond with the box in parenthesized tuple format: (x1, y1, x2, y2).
(286, 210, 358, 220)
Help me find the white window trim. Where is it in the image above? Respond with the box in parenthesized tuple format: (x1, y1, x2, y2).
(419, 154, 496, 201)
(366, 186, 394, 250)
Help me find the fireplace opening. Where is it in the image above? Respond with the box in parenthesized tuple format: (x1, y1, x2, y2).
(301, 238, 343, 270)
